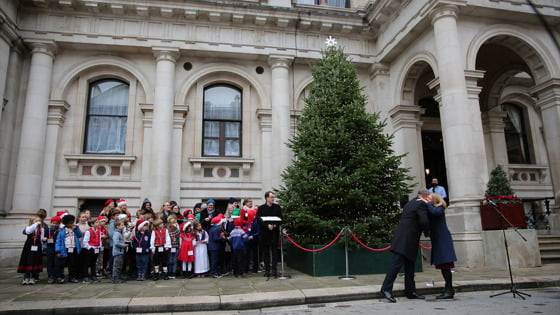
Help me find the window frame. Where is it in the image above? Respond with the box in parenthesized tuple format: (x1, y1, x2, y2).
(202, 84, 243, 157)
(83, 78, 130, 155)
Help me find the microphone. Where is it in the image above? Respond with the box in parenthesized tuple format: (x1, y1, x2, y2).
(487, 199, 497, 206)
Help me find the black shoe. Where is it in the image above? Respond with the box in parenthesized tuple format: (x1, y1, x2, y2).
(163, 274, 169, 280)
(380, 290, 396, 303)
(187, 272, 194, 279)
(406, 292, 425, 299)
(436, 291, 454, 299)
(264, 272, 270, 277)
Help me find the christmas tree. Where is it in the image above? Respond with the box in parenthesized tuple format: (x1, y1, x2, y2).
(484, 165, 515, 197)
(276, 45, 412, 246)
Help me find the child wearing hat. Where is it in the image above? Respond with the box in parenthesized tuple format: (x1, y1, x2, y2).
(45, 216, 61, 283)
(54, 214, 83, 284)
(82, 216, 102, 283)
(132, 219, 151, 281)
(208, 215, 226, 278)
(228, 217, 248, 278)
(150, 218, 171, 280)
(178, 221, 195, 278)
(17, 216, 44, 285)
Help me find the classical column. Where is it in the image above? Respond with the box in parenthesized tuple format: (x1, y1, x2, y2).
(39, 100, 69, 210)
(389, 105, 425, 193)
(150, 48, 178, 208)
(430, 6, 488, 205)
(268, 55, 293, 188)
(482, 110, 508, 171)
(0, 46, 23, 213)
(430, 5, 488, 268)
(170, 105, 188, 202)
(12, 40, 56, 214)
(0, 34, 11, 124)
(531, 79, 560, 231)
(257, 108, 273, 197)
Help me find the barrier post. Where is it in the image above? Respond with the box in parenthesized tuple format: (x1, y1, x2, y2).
(277, 224, 290, 280)
(338, 227, 356, 280)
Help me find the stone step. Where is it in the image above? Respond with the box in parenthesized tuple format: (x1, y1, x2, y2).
(541, 254, 560, 264)
(540, 247, 560, 256)
(537, 235, 560, 264)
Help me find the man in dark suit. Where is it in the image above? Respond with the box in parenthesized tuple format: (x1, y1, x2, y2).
(257, 191, 283, 278)
(380, 188, 431, 303)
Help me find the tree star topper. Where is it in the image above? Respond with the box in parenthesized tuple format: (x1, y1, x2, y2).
(325, 36, 337, 47)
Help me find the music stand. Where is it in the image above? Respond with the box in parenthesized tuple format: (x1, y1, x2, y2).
(260, 216, 289, 280)
(487, 200, 531, 300)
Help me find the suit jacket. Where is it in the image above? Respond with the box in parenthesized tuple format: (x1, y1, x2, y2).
(390, 196, 430, 261)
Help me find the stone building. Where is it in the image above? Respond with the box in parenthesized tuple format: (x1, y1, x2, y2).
(0, 0, 558, 266)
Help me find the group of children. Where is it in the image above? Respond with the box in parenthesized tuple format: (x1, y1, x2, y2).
(17, 198, 263, 285)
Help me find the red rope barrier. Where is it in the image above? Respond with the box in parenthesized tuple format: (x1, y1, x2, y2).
(419, 244, 432, 250)
(284, 230, 343, 252)
(349, 232, 392, 252)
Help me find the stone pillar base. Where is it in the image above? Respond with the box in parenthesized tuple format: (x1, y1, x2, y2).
(0, 216, 29, 267)
(482, 229, 541, 268)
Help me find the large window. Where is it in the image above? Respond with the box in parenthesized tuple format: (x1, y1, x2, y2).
(296, 0, 349, 8)
(84, 79, 129, 154)
(503, 103, 531, 164)
(203, 85, 242, 157)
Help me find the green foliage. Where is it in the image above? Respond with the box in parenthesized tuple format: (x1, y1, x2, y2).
(276, 46, 412, 246)
(484, 165, 515, 197)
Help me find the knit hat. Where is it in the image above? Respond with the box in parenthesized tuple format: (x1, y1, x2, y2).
(187, 214, 195, 220)
(117, 199, 127, 207)
(136, 219, 149, 231)
(234, 217, 243, 227)
(206, 199, 215, 205)
(104, 199, 114, 207)
(97, 216, 108, 222)
(183, 209, 193, 217)
(50, 216, 61, 223)
(181, 221, 191, 232)
(211, 216, 221, 225)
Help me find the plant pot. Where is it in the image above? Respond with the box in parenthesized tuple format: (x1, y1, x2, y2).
(480, 202, 526, 230)
(286, 243, 422, 276)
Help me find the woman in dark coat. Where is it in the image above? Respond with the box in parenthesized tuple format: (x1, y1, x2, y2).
(427, 193, 457, 299)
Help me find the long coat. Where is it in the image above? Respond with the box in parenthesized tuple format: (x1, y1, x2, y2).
(427, 204, 457, 265)
(390, 197, 430, 261)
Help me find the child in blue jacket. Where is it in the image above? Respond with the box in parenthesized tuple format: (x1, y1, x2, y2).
(55, 214, 83, 284)
(228, 218, 248, 277)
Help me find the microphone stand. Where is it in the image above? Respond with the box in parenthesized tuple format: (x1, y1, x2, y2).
(487, 200, 531, 300)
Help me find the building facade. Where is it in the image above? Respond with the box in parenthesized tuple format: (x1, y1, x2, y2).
(0, 0, 559, 266)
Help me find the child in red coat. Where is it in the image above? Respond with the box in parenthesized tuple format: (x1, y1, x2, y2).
(178, 221, 195, 278)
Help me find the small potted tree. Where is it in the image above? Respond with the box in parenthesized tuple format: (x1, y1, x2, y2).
(480, 165, 526, 230)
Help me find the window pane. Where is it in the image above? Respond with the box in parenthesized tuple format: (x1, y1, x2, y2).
(85, 116, 127, 153)
(204, 85, 241, 120)
(225, 140, 240, 156)
(225, 122, 240, 137)
(328, 0, 348, 8)
(85, 80, 129, 154)
(204, 121, 220, 137)
(89, 81, 129, 115)
(204, 139, 219, 156)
